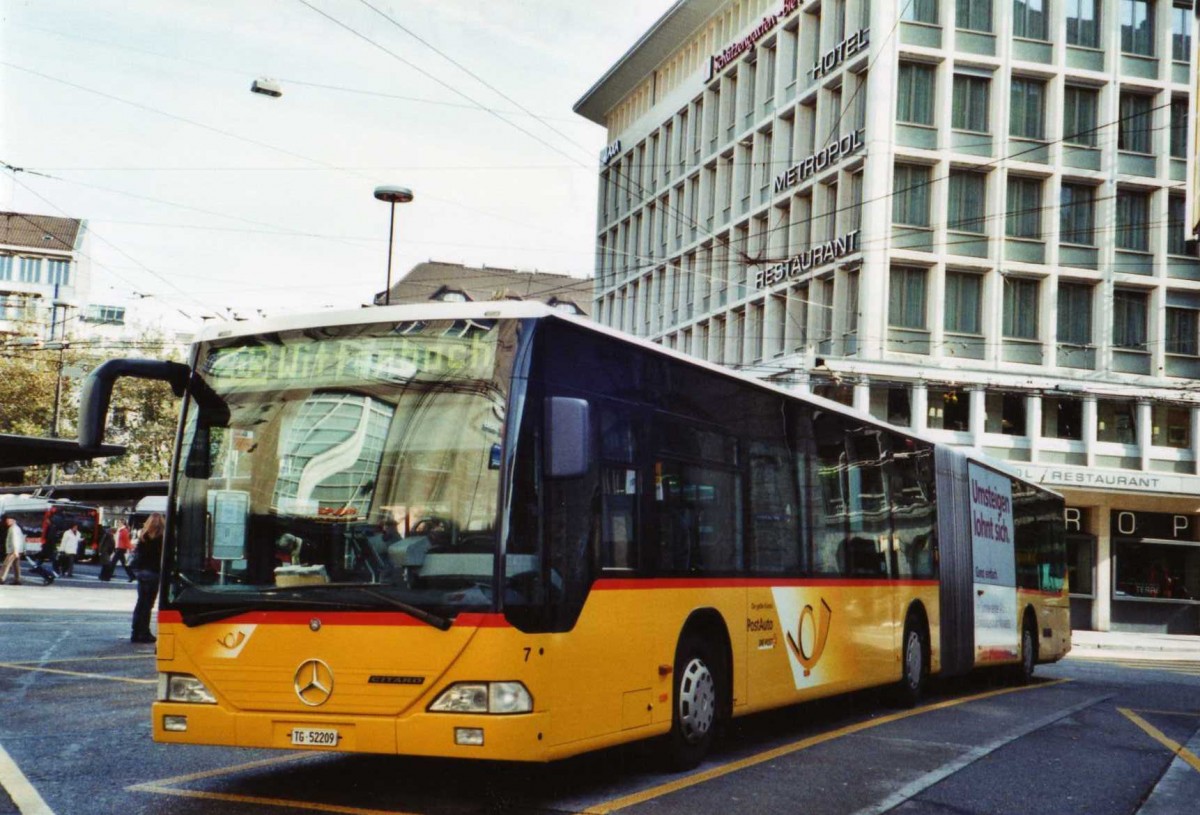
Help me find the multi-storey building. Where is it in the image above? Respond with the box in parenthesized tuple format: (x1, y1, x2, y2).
(0, 211, 91, 341)
(576, 0, 1199, 633)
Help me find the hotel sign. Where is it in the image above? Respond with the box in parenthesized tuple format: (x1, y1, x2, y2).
(600, 139, 622, 166)
(704, 0, 803, 82)
(774, 129, 864, 192)
(754, 230, 861, 289)
(810, 28, 870, 80)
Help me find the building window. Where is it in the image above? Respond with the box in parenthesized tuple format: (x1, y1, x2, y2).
(1171, 97, 1189, 158)
(928, 387, 971, 431)
(1006, 176, 1042, 238)
(1009, 77, 1046, 139)
(985, 391, 1027, 435)
(1152, 404, 1192, 447)
(948, 171, 987, 233)
(1115, 189, 1151, 251)
(46, 260, 70, 286)
(18, 257, 41, 283)
(1113, 288, 1149, 350)
(869, 383, 913, 427)
(1166, 308, 1199, 355)
(889, 266, 928, 329)
(956, 0, 994, 32)
(944, 271, 982, 333)
(1168, 195, 1193, 255)
(1057, 282, 1094, 345)
(1063, 86, 1099, 146)
(85, 305, 126, 325)
(0, 255, 11, 281)
(897, 62, 936, 126)
(1043, 396, 1083, 439)
(1097, 399, 1137, 443)
(1173, 3, 1194, 60)
(903, 0, 940, 22)
(1118, 92, 1155, 153)
(951, 74, 990, 132)
(1013, 0, 1048, 39)
(1121, 0, 1156, 56)
(1066, 0, 1101, 47)
(1059, 183, 1096, 245)
(1003, 277, 1039, 339)
(892, 164, 932, 227)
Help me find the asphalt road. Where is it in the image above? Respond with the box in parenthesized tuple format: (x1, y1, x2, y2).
(1, 569, 1197, 814)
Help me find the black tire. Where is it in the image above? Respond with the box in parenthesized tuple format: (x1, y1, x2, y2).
(666, 633, 723, 771)
(1015, 621, 1037, 685)
(891, 615, 928, 708)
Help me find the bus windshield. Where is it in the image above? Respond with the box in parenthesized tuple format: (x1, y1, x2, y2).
(166, 318, 519, 624)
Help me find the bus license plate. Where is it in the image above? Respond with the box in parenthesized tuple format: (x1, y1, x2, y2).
(290, 727, 338, 747)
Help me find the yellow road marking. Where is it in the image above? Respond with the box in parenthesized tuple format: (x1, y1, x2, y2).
(586, 679, 1070, 814)
(1124, 708, 1200, 718)
(133, 786, 420, 815)
(5, 654, 154, 666)
(130, 754, 419, 815)
(128, 753, 312, 788)
(1118, 708, 1200, 775)
(0, 661, 155, 685)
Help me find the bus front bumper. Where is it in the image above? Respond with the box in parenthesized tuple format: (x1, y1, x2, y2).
(152, 702, 553, 761)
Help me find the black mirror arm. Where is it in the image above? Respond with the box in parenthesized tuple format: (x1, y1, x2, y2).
(79, 358, 190, 449)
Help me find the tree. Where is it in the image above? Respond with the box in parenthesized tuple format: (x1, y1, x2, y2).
(0, 335, 184, 485)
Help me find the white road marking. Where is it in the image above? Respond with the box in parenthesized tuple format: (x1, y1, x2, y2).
(0, 743, 56, 815)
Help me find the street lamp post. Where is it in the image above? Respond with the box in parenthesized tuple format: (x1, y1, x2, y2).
(374, 186, 414, 306)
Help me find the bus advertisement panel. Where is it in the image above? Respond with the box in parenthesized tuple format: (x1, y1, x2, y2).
(968, 463, 1018, 663)
(77, 303, 1069, 768)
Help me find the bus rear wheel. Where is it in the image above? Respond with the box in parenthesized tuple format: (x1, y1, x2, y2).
(891, 616, 927, 708)
(666, 634, 722, 771)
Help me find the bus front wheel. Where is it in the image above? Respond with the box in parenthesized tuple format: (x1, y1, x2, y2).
(666, 634, 722, 771)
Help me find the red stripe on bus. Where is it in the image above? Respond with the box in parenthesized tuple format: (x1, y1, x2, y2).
(592, 577, 940, 590)
(157, 609, 510, 628)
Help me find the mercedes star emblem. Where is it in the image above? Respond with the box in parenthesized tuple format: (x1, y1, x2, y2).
(294, 659, 334, 707)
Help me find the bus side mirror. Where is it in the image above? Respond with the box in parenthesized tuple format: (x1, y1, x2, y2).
(79, 358, 189, 449)
(545, 397, 590, 478)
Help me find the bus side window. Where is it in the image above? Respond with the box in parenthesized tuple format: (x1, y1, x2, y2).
(599, 408, 638, 570)
(810, 411, 849, 577)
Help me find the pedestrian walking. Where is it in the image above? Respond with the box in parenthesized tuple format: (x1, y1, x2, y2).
(32, 527, 59, 580)
(111, 519, 136, 582)
(131, 513, 164, 644)
(58, 522, 81, 578)
(1, 515, 24, 585)
(98, 525, 117, 581)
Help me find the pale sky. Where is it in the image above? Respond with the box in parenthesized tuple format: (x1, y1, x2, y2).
(1, 0, 673, 324)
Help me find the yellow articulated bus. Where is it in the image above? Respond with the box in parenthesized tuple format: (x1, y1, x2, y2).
(79, 302, 1069, 767)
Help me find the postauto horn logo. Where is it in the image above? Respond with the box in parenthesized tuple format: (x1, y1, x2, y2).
(785, 598, 832, 677)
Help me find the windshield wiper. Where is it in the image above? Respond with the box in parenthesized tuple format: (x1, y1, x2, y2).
(262, 583, 452, 631)
(177, 597, 355, 627)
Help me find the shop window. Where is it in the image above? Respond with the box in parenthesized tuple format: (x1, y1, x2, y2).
(1042, 396, 1082, 440)
(869, 382, 912, 427)
(1115, 541, 1199, 601)
(1067, 534, 1096, 597)
(927, 387, 970, 431)
(1097, 399, 1137, 444)
(1151, 404, 1191, 448)
(985, 392, 1027, 435)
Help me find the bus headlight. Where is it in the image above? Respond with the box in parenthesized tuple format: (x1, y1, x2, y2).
(158, 672, 217, 704)
(429, 682, 531, 714)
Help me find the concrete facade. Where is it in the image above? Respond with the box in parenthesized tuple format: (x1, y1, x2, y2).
(578, 0, 1200, 633)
